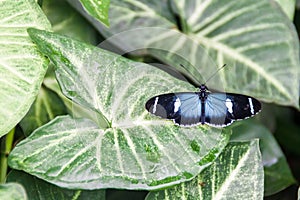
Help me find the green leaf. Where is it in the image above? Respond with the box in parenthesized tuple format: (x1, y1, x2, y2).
(82, 0, 300, 108)
(78, 0, 110, 27)
(163, 0, 299, 108)
(231, 120, 296, 196)
(0, 182, 27, 200)
(8, 29, 231, 190)
(146, 140, 264, 200)
(7, 170, 105, 200)
(19, 85, 67, 137)
(0, 0, 51, 137)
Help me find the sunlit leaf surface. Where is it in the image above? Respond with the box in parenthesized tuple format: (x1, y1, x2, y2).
(0, 0, 51, 137)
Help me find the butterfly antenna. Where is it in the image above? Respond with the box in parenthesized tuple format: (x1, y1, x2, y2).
(179, 63, 227, 86)
(203, 64, 227, 85)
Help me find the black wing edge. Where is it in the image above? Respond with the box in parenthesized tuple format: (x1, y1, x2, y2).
(145, 93, 179, 120)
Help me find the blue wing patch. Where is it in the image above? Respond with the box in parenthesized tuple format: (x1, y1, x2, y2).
(205, 93, 233, 127)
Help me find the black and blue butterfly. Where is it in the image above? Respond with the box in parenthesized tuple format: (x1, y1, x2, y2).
(145, 65, 261, 127)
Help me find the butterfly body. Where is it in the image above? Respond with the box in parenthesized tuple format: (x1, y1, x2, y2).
(145, 84, 261, 127)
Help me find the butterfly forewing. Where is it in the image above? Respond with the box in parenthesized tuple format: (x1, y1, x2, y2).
(145, 93, 202, 126)
(221, 93, 262, 119)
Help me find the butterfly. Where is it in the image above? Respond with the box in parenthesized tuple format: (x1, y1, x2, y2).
(145, 66, 261, 127)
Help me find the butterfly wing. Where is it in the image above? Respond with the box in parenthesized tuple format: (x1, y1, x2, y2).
(204, 93, 232, 127)
(145, 93, 202, 126)
(205, 93, 261, 127)
(146, 91, 261, 127)
(224, 93, 261, 119)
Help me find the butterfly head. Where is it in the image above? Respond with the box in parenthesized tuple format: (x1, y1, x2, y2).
(199, 84, 208, 92)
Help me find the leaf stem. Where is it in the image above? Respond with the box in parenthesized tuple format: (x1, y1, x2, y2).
(0, 127, 15, 183)
(180, 15, 189, 33)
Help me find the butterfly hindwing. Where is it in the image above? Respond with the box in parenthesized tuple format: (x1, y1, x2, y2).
(145, 93, 202, 126)
(205, 93, 233, 127)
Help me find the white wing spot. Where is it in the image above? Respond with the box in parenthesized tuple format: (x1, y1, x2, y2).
(225, 99, 233, 114)
(174, 98, 181, 112)
(248, 98, 254, 115)
(152, 97, 159, 113)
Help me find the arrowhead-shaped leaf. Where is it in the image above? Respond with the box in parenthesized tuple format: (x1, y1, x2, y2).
(146, 140, 264, 200)
(0, 0, 51, 137)
(8, 29, 231, 190)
